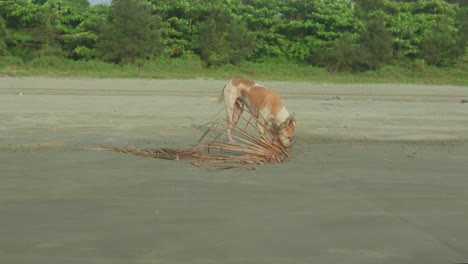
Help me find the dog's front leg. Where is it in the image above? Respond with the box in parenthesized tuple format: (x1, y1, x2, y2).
(255, 120, 268, 143)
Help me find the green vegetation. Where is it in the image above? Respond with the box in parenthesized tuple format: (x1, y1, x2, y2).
(1, 55, 466, 85)
(0, 0, 467, 85)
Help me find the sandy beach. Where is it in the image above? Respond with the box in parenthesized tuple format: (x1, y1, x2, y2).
(1, 77, 468, 264)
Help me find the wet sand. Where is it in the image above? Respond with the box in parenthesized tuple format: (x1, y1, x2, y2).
(1, 77, 468, 264)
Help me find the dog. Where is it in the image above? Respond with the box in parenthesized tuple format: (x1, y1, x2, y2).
(215, 77, 296, 148)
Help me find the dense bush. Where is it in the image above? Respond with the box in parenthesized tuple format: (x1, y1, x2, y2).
(196, 7, 254, 67)
(0, 0, 466, 71)
(0, 16, 8, 56)
(420, 22, 464, 66)
(95, 0, 162, 63)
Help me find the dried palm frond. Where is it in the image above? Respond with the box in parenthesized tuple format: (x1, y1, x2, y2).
(99, 104, 291, 169)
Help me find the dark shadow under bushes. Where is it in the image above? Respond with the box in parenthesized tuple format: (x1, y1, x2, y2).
(308, 16, 393, 73)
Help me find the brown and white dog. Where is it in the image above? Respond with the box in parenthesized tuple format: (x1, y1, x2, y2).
(216, 77, 296, 148)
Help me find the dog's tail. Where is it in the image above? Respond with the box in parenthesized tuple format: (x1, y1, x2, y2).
(208, 96, 221, 103)
(208, 82, 228, 103)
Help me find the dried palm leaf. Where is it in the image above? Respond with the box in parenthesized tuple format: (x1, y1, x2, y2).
(99, 103, 292, 169)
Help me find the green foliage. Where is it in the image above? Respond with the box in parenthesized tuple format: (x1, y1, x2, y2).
(359, 14, 393, 67)
(275, 0, 361, 62)
(0, 16, 8, 55)
(2, 55, 466, 86)
(152, 0, 207, 57)
(420, 21, 464, 66)
(312, 33, 376, 72)
(95, 0, 162, 63)
(235, 0, 285, 60)
(33, 0, 66, 57)
(0, 0, 39, 30)
(0, 0, 466, 71)
(384, 0, 460, 61)
(0, 0, 40, 59)
(195, 5, 254, 67)
(62, 5, 108, 60)
(457, 6, 468, 50)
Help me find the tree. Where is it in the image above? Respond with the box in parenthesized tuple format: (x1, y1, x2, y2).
(312, 32, 377, 72)
(358, 14, 393, 68)
(236, 0, 286, 60)
(384, 0, 460, 60)
(353, 0, 385, 13)
(33, 0, 66, 57)
(457, 6, 468, 53)
(195, 5, 254, 66)
(0, 16, 8, 55)
(277, 0, 360, 62)
(0, 0, 465, 69)
(446, 0, 467, 7)
(95, 0, 162, 63)
(151, 0, 207, 57)
(420, 20, 464, 66)
(62, 5, 109, 60)
(0, 0, 41, 59)
(354, 1, 393, 69)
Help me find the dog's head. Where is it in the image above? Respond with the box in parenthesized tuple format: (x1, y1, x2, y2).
(278, 115, 296, 148)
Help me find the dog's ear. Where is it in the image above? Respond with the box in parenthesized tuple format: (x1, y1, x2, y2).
(288, 116, 296, 128)
(288, 118, 296, 128)
(280, 115, 296, 129)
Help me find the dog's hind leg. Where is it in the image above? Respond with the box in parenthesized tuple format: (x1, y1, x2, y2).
(226, 99, 244, 142)
(223, 81, 240, 142)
